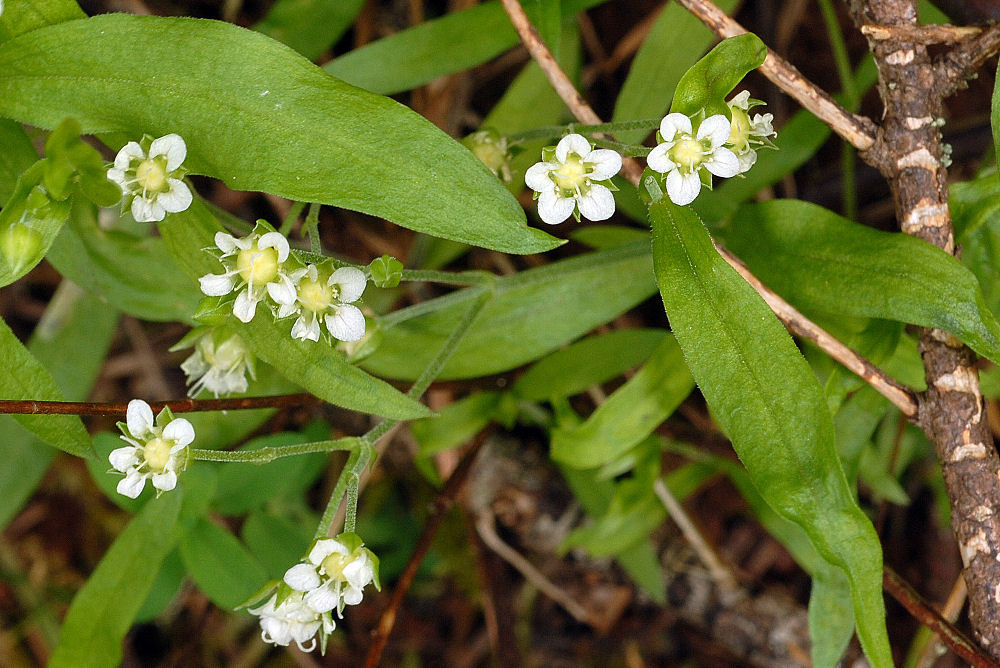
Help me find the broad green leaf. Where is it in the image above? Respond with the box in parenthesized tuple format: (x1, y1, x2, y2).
(649, 201, 890, 666)
(611, 0, 740, 144)
(324, 0, 602, 95)
(523, 0, 562, 57)
(0, 286, 117, 529)
(810, 571, 856, 668)
(569, 225, 650, 250)
(0, 119, 36, 201)
(0, 316, 92, 457)
(48, 491, 182, 668)
(242, 512, 313, 580)
(669, 34, 767, 118)
(951, 170, 1000, 317)
(135, 549, 186, 623)
(158, 199, 431, 420)
(47, 202, 202, 322)
(0, 14, 559, 255)
(994, 59, 1000, 173)
(179, 518, 269, 610)
(363, 241, 657, 380)
(0, 0, 84, 44)
(550, 336, 694, 468)
(254, 0, 364, 60)
(411, 391, 502, 456)
(212, 431, 328, 515)
(0, 161, 72, 288)
(724, 199, 1000, 364)
(513, 328, 666, 401)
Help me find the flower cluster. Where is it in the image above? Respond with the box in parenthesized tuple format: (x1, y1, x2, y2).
(172, 326, 255, 397)
(198, 223, 369, 344)
(109, 399, 193, 498)
(523, 91, 776, 218)
(107, 133, 193, 222)
(247, 534, 380, 653)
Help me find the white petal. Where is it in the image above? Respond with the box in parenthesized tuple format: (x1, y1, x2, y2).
(276, 301, 298, 319)
(659, 113, 692, 142)
(325, 305, 366, 342)
(555, 133, 592, 162)
(233, 290, 259, 323)
(126, 399, 155, 439)
(257, 232, 290, 262)
(149, 134, 187, 171)
(729, 90, 751, 110)
(576, 184, 616, 221)
(266, 275, 297, 306)
(151, 470, 177, 492)
(109, 446, 139, 472)
(341, 585, 364, 606)
(704, 147, 740, 178)
(666, 169, 702, 206)
(329, 267, 366, 303)
(536, 190, 575, 225)
(697, 115, 732, 148)
(343, 555, 373, 589)
(117, 470, 147, 498)
(158, 179, 193, 214)
(114, 142, 144, 170)
(284, 563, 322, 591)
(304, 584, 340, 614)
(290, 621, 321, 649)
(162, 418, 195, 447)
(199, 272, 235, 297)
(309, 538, 346, 564)
(214, 232, 239, 254)
(586, 149, 622, 181)
(291, 315, 321, 342)
(524, 161, 554, 192)
(106, 168, 128, 188)
(646, 144, 676, 174)
(737, 148, 758, 173)
(131, 196, 164, 223)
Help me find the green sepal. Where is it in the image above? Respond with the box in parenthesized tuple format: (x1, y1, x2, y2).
(368, 255, 403, 288)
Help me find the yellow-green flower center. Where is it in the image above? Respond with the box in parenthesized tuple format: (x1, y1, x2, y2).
(728, 108, 751, 152)
(236, 245, 280, 285)
(671, 138, 705, 171)
(298, 278, 335, 313)
(551, 154, 589, 193)
(143, 437, 172, 472)
(320, 552, 351, 580)
(135, 158, 167, 193)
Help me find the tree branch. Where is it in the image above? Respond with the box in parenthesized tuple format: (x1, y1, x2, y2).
(0, 394, 319, 417)
(935, 24, 1000, 98)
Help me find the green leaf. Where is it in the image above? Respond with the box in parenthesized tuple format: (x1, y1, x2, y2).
(411, 391, 502, 457)
(611, 0, 740, 144)
(254, 0, 364, 60)
(157, 198, 431, 420)
(993, 59, 1000, 174)
(47, 203, 202, 322)
(242, 512, 313, 580)
(0, 161, 72, 288)
(569, 224, 650, 250)
(134, 549, 186, 623)
(723, 199, 1000, 364)
(550, 335, 694, 468)
(0, 0, 85, 44)
(810, 572, 857, 668)
(669, 33, 767, 118)
(363, 241, 657, 380)
(0, 14, 559, 255)
(649, 200, 890, 666)
(48, 491, 182, 668)
(179, 518, 269, 610)
(513, 328, 666, 401)
(0, 119, 36, 202)
(0, 316, 93, 457)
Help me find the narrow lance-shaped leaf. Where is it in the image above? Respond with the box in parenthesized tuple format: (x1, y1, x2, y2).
(648, 200, 891, 667)
(670, 33, 767, 118)
(158, 199, 429, 420)
(722, 199, 1000, 364)
(0, 14, 560, 254)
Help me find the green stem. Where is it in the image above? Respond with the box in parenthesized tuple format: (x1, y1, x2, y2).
(400, 268, 496, 286)
(190, 437, 361, 463)
(313, 291, 492, 538)
(591, 137, 651, 157)
(279, 201, 306, 236)
(507, 118, 661, 143)
(305, 202, 321, 253)
(377, 284, 489, 330)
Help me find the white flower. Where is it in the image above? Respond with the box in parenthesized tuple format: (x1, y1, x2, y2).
(109, 399, 193, 499)
(198, 229, 297, 323)
(279, 265, 367, 343)
(647, 113, 740, 206)
(106, 134, 193, 222)
(524, 133, 622, 225)
(283, 537, 378, 615)
(248, 591, 334, 653)
(725, 91, 777, 173)
(175, 328, 255, 397)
